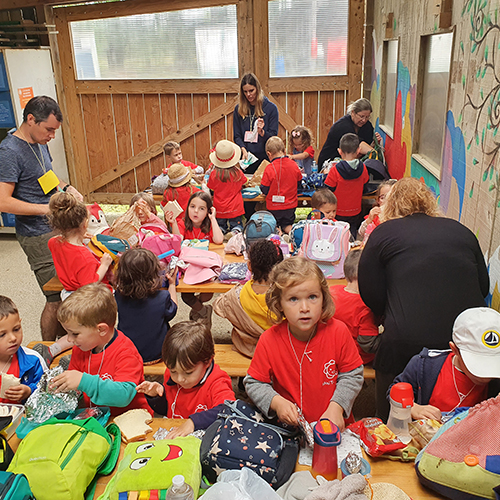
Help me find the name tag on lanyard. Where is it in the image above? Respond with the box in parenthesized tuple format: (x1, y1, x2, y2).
(38, 170, 59, 194)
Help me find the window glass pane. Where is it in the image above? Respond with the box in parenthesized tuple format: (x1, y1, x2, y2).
(418, 33, 453, 166)
(268, 0, 348, 77)
(70, 5, 238, 80)
(382, 40, 398, 133)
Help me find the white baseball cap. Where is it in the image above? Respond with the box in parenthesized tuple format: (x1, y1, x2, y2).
(452, 307, 500, 378)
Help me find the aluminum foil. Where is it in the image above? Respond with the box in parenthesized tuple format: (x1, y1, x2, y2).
(296, 404, 314, 447)
(153, 426, 205, 440)
(345, 451, 362, 474)
(25, 366, 80, 424)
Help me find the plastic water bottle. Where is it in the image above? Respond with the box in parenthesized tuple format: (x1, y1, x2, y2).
(387, 382, 414, 444)
(311, 418, 341, 480)
(311, 161, 318, 173)
(166, 475, 194, 500)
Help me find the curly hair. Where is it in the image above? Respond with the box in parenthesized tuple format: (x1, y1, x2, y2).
(48, 192, 88, 235)
(162, 320, 214, 371)
(381, 177, 441, 222)
(289, 125, 314, 151)
(266, 257, 335, 324)
(185, 191, 213, 234)
(249, 239, 283, 282)
(115, 248, 161, 300)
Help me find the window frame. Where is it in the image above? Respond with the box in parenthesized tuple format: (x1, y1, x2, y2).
(412, 29, 455, 180)
(379, 38, 399, 139)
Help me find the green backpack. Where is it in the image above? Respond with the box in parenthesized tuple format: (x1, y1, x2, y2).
(8, 417, 121, 500)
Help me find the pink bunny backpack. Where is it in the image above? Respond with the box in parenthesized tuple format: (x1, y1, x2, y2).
(299, 219, 350, 279)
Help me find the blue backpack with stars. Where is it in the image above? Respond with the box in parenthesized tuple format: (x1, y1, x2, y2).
(200, 400, 299, 489)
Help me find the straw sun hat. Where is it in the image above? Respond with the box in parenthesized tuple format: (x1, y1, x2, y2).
(209, 140, 241, 169)
(168, 163, 192, 187)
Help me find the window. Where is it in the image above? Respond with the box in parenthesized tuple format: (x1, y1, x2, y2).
(70, 5, 238, 80)
(268, 0, 348, 77)
(414, 32, 454, 177)
(381, 39, 398, 137)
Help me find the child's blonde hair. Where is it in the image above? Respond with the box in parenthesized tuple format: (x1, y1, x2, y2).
(311, 189, 337, 210)
(343, 248, 362, 282)
(290, 126, 313, 151)
(266, 136, 285, 156)
(0, 296, 18, 320)
(381, 177, 441, 222)
(162, 320, 214, 371)
(57, 283, 117, 328)
(48, 192, 88, 234)
(130, 192, 157, 215)
(163, 141, 181, 157)
(266, 257, 335, 324)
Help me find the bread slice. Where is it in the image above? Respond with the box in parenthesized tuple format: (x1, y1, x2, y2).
(114, 409, 153, 443)
(0, 374, 20, 398)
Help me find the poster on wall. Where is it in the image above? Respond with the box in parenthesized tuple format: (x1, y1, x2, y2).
(18, 87, 34, 109)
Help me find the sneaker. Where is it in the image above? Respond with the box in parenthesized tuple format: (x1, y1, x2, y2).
(223, 231, 234, 242)
(58, 355, 71, 371)
(32, 343, 54, 366)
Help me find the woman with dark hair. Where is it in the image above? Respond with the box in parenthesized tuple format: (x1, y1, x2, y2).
(318, 98, 382, 169)
(233, 73, 279, 174)
(358, 178, 489, 420)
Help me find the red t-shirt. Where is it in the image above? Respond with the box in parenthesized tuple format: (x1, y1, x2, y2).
(177, 219, 214, 242)
(428, 353, 488, 412)
(261, 156, 303, 210)
(248, 317, 363, 422)
(161, 185, 201, 222)
(163, 363, 235, 418)
(69, 330, 151, 417)
(330, 285, 379, 364)
(48, 236, 111, 291)
(0, 354, 20, 405)
(164, 160, 199, 173)
(207, 169, 246, 218)
(324, 163, 369, 216)
(303, 146, 315, 158)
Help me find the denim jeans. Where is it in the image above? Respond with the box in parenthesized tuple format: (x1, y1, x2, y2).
(216, 217, 243, 234)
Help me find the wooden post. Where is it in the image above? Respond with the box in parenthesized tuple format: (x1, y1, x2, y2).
(348, 0, 365, 102)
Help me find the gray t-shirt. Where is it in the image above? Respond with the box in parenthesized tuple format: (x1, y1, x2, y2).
(0, 133, 56, 237)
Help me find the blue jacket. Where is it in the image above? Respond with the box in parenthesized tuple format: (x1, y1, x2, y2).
(389, 347, 500, 405)
(233, 97, 279, 172)
(17, 346, 47, 398)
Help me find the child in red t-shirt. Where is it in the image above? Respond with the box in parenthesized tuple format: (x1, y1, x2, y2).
(136, 320, 235, 438)
(310, 189, 338, 221)
(207, 140, 247, 235)
(170, 191, 223, 325)
(289, 125, 315, 176)
(330, 248, 380, 365)
(261, 137, 303, 234)
(51, 283, 152, 417)
(163, 141, 204, 176)
(160, 163, 201, 222)
(245, 257, 363, 429)
(324, 133, 369, 237)
(35, 192, 113, 366)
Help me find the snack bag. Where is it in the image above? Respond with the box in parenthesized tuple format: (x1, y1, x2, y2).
(348, 418, 406, 457)
(409, 418, 442, 451)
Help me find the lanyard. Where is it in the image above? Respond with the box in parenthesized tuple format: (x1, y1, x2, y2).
(271, 157, 284, 195)
(17, 129, 46, 174)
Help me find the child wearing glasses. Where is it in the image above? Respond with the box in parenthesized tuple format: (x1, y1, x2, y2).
(288, 125, 315, 175)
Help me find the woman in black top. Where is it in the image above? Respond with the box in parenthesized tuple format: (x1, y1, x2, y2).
(358, 178, 489, 420)
(318, 98, 381, 169)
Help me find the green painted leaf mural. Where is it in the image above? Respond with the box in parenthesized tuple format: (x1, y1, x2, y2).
(473, 158, 479, 165)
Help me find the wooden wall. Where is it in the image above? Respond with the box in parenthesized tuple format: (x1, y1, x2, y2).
(50, 0, 364, 203)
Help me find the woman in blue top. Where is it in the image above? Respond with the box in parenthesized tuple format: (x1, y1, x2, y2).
(233, 73, 279, 175)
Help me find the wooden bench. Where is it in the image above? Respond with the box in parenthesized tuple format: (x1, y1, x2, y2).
(27, 341, 375, 380)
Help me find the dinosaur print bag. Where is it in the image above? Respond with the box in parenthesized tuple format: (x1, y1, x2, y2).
(299, 219, 350, 279)
(200, 400, 299, 489)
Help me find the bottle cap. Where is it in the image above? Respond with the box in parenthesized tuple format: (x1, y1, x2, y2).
(172, 475, 185, 487)
(313, 419, 341, 447)
(389, 382, 414, 408)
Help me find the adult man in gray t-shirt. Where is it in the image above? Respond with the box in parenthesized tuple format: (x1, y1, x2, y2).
(0, 96, 83, 340)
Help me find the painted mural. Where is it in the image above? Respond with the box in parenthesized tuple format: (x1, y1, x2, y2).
(370, 0, 500, 309)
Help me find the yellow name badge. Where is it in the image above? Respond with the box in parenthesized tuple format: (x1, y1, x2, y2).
(38, 170, 59, 195)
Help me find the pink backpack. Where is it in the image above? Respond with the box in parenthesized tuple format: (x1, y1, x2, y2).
(140, 231, 182, 264)
(299, 220, 350, 279)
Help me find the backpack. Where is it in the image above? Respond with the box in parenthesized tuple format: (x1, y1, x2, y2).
(243, 211, 277, 249)
(139, 231, 182, 264)
(8, 417, 121, 500)
(289, 212, 322, 255)
(200, 400, 299, 489)
(299, 220, 350, 279)
(88, 234, 130, 266)
(416, 395, 500, 500)
(97, 437, 201, 500)
(0, 471, 34, 500)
